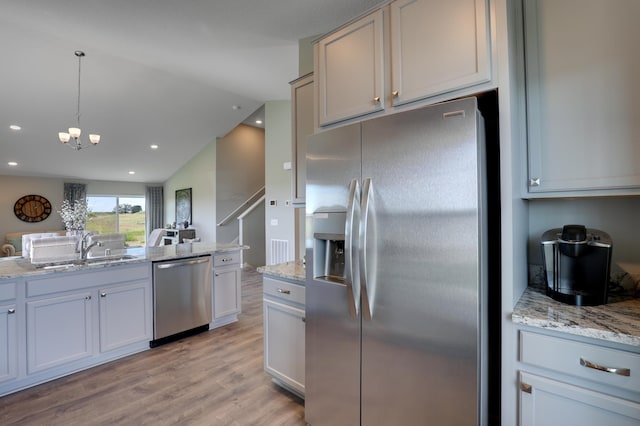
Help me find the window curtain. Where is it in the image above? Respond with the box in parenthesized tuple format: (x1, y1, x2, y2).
(145, 186, 164, 236)
(63, 182, 86, 204)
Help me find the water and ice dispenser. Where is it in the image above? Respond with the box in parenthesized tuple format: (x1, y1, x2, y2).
(312, 210, 346, 283)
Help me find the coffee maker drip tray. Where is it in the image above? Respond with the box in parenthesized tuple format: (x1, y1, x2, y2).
(541, 225, 613, 306)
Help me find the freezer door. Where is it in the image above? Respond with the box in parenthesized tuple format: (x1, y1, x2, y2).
(305, 123, 362, 426)
(360, 98, 487, 425)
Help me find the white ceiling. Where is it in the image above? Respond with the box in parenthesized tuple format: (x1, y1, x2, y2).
(0, 0, 380, 183)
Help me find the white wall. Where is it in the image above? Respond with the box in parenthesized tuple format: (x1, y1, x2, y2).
(164, 139, 217, 242)
(264, 100, 295, 264)
(0, 175, 150, 242)
(216, 124, 265, 244)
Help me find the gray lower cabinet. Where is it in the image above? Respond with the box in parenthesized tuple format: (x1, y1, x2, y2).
(0, 281, 18, 384)
(263, 276, 305, 398)
(523, 0, 640, 196)
(27, 291, 94, 374)
(212, 252, 242, 327)
(518, 330, 640, 425)
(99, 281, 151, 352)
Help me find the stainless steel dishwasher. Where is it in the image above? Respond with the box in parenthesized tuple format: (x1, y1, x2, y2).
(151, 255, 212, 347)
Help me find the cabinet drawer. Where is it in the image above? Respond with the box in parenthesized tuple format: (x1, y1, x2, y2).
(214, 252, 240, 267)
(263, 277, 305, 306)
(0, 282, 16, 302)
(520, 331, 640, 393)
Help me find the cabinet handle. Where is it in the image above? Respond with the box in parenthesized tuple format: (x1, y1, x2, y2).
(215, 273, 219, 277)
(8, 308, 15, 314)
(373, 96, 381, 103)
(580, 357, 631, 377)
(392, 90, 399, 98)
(221, 257, 233, 262)
(529, 177, 540, 187)
(100, 292, 107, 298)
(520, 382, 532, 394)
(86, 295, 92, 300)
(277, 288, 291, 295)
(302, 317, 306, 323)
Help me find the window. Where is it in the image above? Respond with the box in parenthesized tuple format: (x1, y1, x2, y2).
(86, 196, 146, 247)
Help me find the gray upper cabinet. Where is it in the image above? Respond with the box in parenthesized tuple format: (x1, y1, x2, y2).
(389, 0, 491, 107)
(315, 0, 492, 127)
(524, 0, 640, 196)
(316, 9, 385, 126)
(290, 73, 314, 205)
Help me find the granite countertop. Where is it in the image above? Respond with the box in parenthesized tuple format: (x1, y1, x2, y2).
(512, 283, 640, 347)
(0, 242, 247, 279)
(257, 261, 306, 283)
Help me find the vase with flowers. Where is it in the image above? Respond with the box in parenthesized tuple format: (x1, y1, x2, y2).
(58, 199, 90, 235)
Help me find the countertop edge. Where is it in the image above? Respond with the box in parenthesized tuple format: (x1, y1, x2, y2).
(0, 243, 248, 279)
(512, 285, 640, 348)
(257, 261, 306, 283)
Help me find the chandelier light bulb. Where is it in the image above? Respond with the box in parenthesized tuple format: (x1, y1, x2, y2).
(59, 132, 71, 143)
(89, 134, 100, 145)
(69, 127, 81, 138)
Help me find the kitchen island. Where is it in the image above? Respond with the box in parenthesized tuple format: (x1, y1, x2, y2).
(0, 242, 245, 397)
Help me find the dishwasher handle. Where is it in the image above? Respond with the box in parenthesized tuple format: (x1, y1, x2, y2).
(155, 257, 211, 269)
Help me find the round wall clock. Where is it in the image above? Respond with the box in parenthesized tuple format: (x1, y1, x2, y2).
(14, 194, 52, 223)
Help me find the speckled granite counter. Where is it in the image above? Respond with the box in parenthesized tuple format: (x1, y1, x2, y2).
(513, 283, 640, 347)
(257, 261, 305, 283)
(0, 242, 246, 279)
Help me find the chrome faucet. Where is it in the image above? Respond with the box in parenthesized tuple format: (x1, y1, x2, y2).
(79, 233, 102, 260)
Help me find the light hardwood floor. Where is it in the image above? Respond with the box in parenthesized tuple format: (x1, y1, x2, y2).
(0, 268, 306, 425)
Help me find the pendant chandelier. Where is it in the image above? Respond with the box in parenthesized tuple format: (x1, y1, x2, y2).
(58, 50, 101, 149)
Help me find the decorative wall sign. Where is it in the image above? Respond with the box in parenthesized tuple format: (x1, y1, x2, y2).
(14, 194, 52, 222)
(175, 188, 192, 226)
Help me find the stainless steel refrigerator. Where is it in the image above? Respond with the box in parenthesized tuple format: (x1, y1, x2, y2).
(305, 97, 490, 425)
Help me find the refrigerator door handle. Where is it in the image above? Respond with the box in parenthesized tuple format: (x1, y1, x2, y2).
(360, 177, 376, 320)
(345, 178, 361, 318)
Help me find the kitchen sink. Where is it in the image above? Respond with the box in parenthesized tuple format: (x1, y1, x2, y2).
(37, 254, 140, 269)
(83, 254, 140, 265)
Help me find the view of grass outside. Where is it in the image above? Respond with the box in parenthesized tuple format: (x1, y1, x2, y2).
(86, 196, 146, 247)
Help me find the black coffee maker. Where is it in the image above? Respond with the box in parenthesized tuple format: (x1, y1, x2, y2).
(541, 224, 613, 306)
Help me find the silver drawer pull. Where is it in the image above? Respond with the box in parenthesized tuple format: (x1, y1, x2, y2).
(580, 357, 631, 377)
(277, 288, 291, 295)
(8, 308, 15, 314)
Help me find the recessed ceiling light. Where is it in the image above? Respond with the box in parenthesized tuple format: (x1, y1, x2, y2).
(232, 105, 241, 110)
(128, 171, 135, 175)
(9, 125, 21, 131)
(8, 161, 18, 166)
(255, 120, 263, 124)
(150, 144, 159, 150)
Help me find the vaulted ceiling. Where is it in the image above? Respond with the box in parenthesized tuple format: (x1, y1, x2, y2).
(0, 0, 380, 183)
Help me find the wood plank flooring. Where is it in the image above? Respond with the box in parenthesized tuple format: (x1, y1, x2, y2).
(0, 268, 306, 425)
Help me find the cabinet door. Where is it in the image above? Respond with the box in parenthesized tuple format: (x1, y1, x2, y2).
(317, 8, 385, 125)
(99, 281, 151, 352)
(519, 372, 640, 426)
(0, 304, 17, 383)
(291, 73, 314, 205)
(27, 292, 93, 373)
(263, 298, 305, 395)
(390, 0, 491, 106)
(213, 267, 241, 319)
(524, 0, 640, 194)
